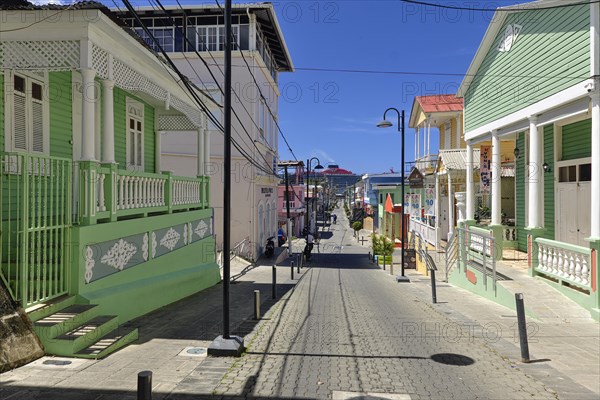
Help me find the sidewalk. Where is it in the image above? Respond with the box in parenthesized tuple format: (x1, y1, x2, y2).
(350, 222, 599, 396)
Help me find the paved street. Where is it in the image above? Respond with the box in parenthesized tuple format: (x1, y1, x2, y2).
(1, 208, 598, 399)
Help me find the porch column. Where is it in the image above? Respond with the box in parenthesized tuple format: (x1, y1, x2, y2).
(80, 68, 96, 161)
(416, 127, 420, 160)
(491, 130, 502, 226)
(197, 128, 205, 176)
(426, 118, 431, 156)
(204, 129, 211, 176)
(155, 131, 163, 173)
(455, 114, 462, 148)
(527, 115, 543, 228)
(591, 90, 600, 238)
(466, 142, 475, 220)
(101, 79, 115, 163)
(448, 173, 454, 237)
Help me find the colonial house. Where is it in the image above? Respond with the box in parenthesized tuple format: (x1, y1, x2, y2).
(277, 161, 305, 240)
(454, 0, 600, 319)
(116, 3, 294, 260)
(0, 2, 219, 358)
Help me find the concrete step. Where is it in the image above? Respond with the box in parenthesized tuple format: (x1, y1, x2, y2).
(74, 326, 139, 359)
(33, 304, 99, 339)
(45, 315, 120, 356)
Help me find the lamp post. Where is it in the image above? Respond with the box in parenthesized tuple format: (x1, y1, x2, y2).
(305, 158, 323, 234)
(377, 108, 410, 283)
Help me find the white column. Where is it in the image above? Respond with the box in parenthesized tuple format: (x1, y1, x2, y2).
(426, 118, 431, 156)
(448, 173, 454, 236)
(591, 90, 600, 238)
(416, 127, 421, 160)
(155, 130, 163, 173)
(197, 128, 205, 176)
(466, 142, 475, 220)
(455, 192, 467, 222)
(204, 129, 211, 177)
(455, 114, 462, 149)
(101, 79, 115, 163)
(491, 130, 502, 225)
(80, 68, 96, 161)
(426, 119, 430, 156)
(527, 115, 543, 228)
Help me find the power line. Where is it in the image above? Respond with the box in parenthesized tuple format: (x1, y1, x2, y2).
(150, 0, 276, 174)
(212, 0, 299, 162)
(400, 0, 600, 12)
(0, 3, 76, 33)
(120, 0, 276, 176)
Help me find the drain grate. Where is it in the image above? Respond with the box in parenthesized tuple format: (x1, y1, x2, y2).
(178, 346, 208, 357)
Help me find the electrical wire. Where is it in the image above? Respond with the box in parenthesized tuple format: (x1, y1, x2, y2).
(120, 0, 277, 176)
(400, 0, 600, 12)
(150, 0, 276, 174)
(0, 3, 76, 33)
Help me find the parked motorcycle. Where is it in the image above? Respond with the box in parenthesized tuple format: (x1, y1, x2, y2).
(264, 236, 275, 257)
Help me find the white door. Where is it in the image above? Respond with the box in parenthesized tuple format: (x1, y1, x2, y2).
(557, 184, 579, 245)
(440, 195, 449, 240)
(577, 182, 591, 244)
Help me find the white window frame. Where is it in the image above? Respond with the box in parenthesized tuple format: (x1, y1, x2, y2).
(196, 25, 239, 52)
(126, 98, 144, 171)
(3, 70, 50, 155)
(134, 27, 175, 52)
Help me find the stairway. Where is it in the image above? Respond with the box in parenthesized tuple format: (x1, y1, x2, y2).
(28, 296, 138, 359)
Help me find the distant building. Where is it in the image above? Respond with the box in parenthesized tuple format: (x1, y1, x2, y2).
(318, 164, 361, 195)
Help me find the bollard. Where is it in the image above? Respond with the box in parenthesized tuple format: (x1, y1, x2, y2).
(515, 293, 530, 363)
(254, 290, 260, 320)
(296, 260, 300, 274)
(137, 371, 152, 400)
(272, 265, 277, 299)
(390, 262, 394, 276)
(430, 269, 437, 304)
(291, 262, 294, 280)
(383, 256, 386, 271)
(368, 251, 371, 260)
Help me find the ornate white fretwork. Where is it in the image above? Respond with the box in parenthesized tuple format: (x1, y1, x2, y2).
(160, 228, 181, 251)
(195, 220, 209, 239)
(158, 114, 198, 131)
(188, 222, 193, 243)
(183, 224, 188, 245)
(142, 233, 149, 261)
(0, 40, 80, 70)
(85, 246, 95, 284)
(152, 232, 157, 258)
(101, 239, 138, 271)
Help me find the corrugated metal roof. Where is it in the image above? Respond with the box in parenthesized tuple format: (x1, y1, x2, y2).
(438, 149, 481, 171)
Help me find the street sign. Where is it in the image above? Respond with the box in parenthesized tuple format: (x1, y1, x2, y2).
(408, 168, 424, 189)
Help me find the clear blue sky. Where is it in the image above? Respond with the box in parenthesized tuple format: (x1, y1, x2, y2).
(87, 0, 529, 173)
(266, 0, 528, 174)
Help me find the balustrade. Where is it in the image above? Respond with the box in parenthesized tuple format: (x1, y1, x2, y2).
(535, 238, 591, 288)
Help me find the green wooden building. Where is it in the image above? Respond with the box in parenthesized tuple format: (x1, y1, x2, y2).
(0, 3, 220, 358)
(455, 0, 600, 319)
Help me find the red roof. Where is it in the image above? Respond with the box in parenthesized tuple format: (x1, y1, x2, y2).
(415, 94, 463, 113)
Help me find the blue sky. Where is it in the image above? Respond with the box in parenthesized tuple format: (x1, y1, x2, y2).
(48, 0, 529, 173)
(265, 0, 528, 174)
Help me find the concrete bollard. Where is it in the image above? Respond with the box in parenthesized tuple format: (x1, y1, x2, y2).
(137, 371, 152, 400)
(515, 293, 530, 363)
(254, 290, 260, 320)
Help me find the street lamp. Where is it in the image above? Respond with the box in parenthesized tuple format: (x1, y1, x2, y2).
(377, 108, 410, 283)
(306, 157, 323, 233)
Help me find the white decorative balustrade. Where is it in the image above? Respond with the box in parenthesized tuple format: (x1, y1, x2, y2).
(535, 238, 592, 289)
(469, 226, 493, 257)
(410, 218, 436, 246)
(81, 163, 209, 224)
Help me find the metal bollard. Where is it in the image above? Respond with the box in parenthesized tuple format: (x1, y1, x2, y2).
(383, 256, 386, 271)
(296, 260, 300, 274)
(137, 371, 152, 400)
(430, 269, 437, 304)
(272, 265, 277, 299)
(291, 262, 294, 280)
(515, 293, 530, 363)
(368, 251, 371, 260)
(254, 290, 260, 320)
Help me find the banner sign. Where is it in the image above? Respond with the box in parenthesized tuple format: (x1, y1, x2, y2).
(408, 168, 424, 189)
(480, 145, 491, 193)
(410, 194, 421, 218)
(424, 186, 435, 216)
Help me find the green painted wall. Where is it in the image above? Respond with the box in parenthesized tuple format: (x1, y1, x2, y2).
(464, 5, 590, 132)
(49, 72, 72, 159)
(71, 209, 219, 323)
(516, 132, 527, 252)
(562, 119, 592, 160)
(0, 74, 4, 151)
(543, 125, 555, 240)
(113, 88, 155, 173)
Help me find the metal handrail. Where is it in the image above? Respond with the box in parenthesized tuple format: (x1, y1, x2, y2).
(457, 226, 497, 294)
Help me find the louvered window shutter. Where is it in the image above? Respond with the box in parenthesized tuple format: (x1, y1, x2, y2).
(13, 74, 28, 151)
(31, 82, 44, 152)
